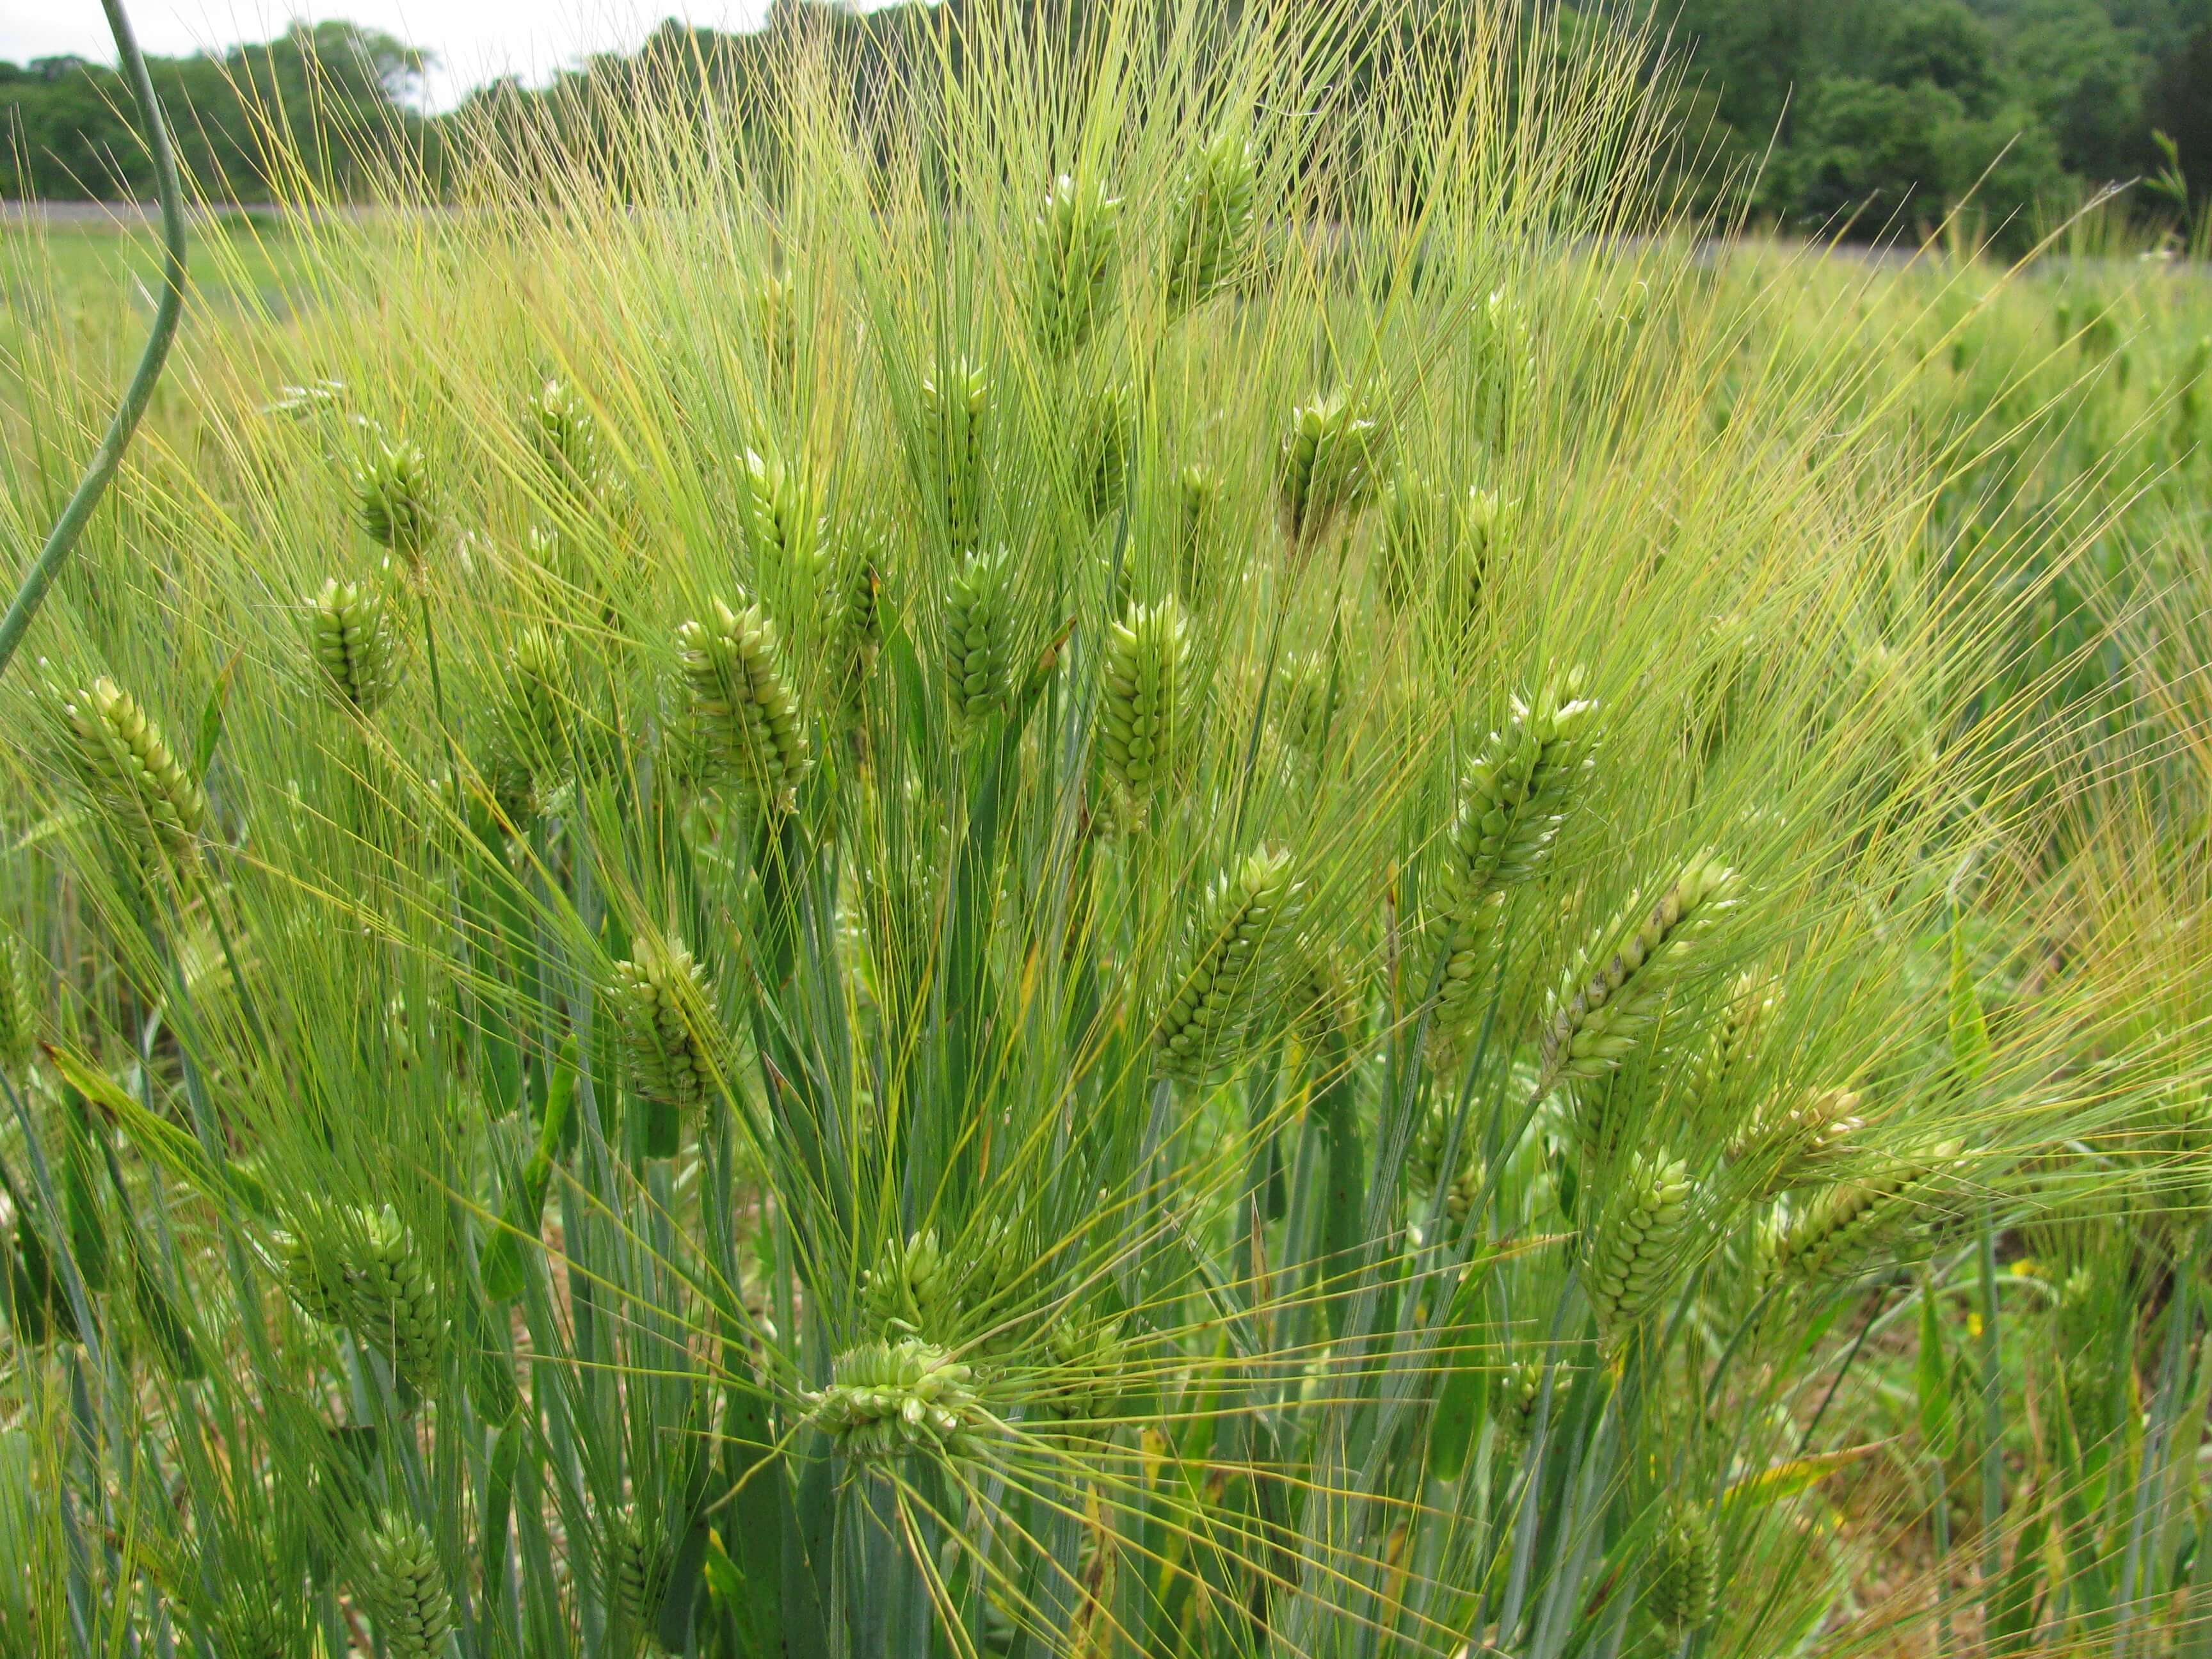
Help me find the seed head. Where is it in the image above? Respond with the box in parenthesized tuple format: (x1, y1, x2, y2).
(1583, 1149, 1696, 1350)
(1274, 651, 1342, 762)
(1287, 939, 1361, 1057)
(528, 380, 611, 501)
(1689, 970, 1781, 1112)
(1030, 1315, 1128, 1428)
(1378, 473, 1451, 613)
(278, 1202, 445, 1390)
(676, 597, 811, 813)
(309, 577, 401, 716)
(1100, 597, 1190, 822)
(609, 933, 722, 1118)
(755, 271, 797, 380)
(1276, 389, 1387, 551)
(822, 531, 884, 727)
(351, 1514, 454, 1659)
(1176, 463, 1224, 603)
(1164, 127, 1258, 314)
(1537, 853, 1740, 1097)
(489, 625, 573, 822)
(944, 549, 1016, 728)
(1647, 1499, 1719, 1635)
(605, 1505, 673, 1649)
(348, 1204, 445, 1390)
(56, 677, 208, 865)
(1759, 1142, 1961, 1287)
(354, 438, 437, 570)
(1028, 172, 1123, 358)
(1729, 1086, 1863, 1197)
(919, 357, 991, 549)
(1489, 1358, 1547, 1455)
(1406, 1098, 1484, 1235)
(0, 934, 37, 1078)
(1444, 675, 1598, 901)
(1078, 381, 1139, 525)
(737, 447, 826, 590)
(1155, 847, 1304, 1084)
(862, 1228, 956, 1338)
(205, 1594, 307, 1659)
(1430, 676, 1599, 1066)
(808, 1337, 986, 1463)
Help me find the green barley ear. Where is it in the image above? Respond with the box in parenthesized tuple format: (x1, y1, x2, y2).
(1728, 1086, 1863, 1196)
(1164, 126, 1258, 314)
(1176, 462, 1224, 604)
(354, 437, 437, 572)
(1759, 1141, 1961, 1287)
(808, 1337, 986, 1463)
(1690, 969, 1781, 1110)
(528, 379, 609, 499)
(1537, 851, 1740, 1097)
(676, 596, 811, 813)
(822, 526, 884, 727)
(1156, 847, 1304, 1084)
(1647, 1499, 1720, 1636)
(274, 1208, 350, 1329)
(1473, 287, 1536, 445)
(1274, 650, 1342, 762)
(1031, 1315, 1128, 1428)
(1028, 172, 1123, 359)
(55, 677, 209, 865)
(1436, 487, 1512, 639)
(1429, 675, 1599, 1066)
(488, 624, 573, 822)
(1489, 1358, 1546, 1455)
(1377, 472, 1450, 613)
(605, 1505, 673, 1651)
(1584, 1149, 1695, 1351)
(944, 549, 1016, 729)
(352, 1514, 455, 1659)
(0, 934, 37, 1078)
(919, 357, 991, 549)
(737, 446, 825, 590)
(755, 271, 797, 381)
(1078, 381, 1140, 525)
(1406, 1098, 1484, 1237)
(861, 1228, 953, 1338)
(348, 1203, 445, 1390)
(610, 932, 723, 1123)
(309, 577, 401, 716)
(206, 1593, 306, 1659)
(1100, 596, 1190, 824)
(1276, 387, 1388, 552)
(1288, 939, 1362, 1056)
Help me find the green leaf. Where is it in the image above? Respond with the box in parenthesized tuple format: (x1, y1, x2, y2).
(1427, 1263, 1490, 1484)
(191, 648, 243, 783)
(129, 1252, 202, 1378)
(657, 1520, 712, 1650)
(1724, 1439, 1892, 1514)
(1987, 1508, 2047, 1655)
(1918, 1280, 1955, 1461)
(47, 1045, 273, 1219)
(1947, 909, 1992, 1084)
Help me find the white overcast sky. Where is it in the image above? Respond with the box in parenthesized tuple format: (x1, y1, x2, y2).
(0, 1, 780, 109)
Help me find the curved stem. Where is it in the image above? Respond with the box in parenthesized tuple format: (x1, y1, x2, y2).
(0, 0, 187, 685)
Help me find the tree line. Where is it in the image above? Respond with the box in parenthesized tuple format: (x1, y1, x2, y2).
(3, 1, 2206, 244)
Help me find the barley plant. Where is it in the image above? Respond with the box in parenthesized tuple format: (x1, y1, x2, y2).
(1, 3, 2209, 1657)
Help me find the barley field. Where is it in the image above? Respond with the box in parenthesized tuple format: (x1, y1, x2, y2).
(1, 6, 2210, 1658)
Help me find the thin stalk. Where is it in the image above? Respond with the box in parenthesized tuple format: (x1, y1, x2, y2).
(1978, 1206, 2005, 1613)
(0, 0, 186, 686)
